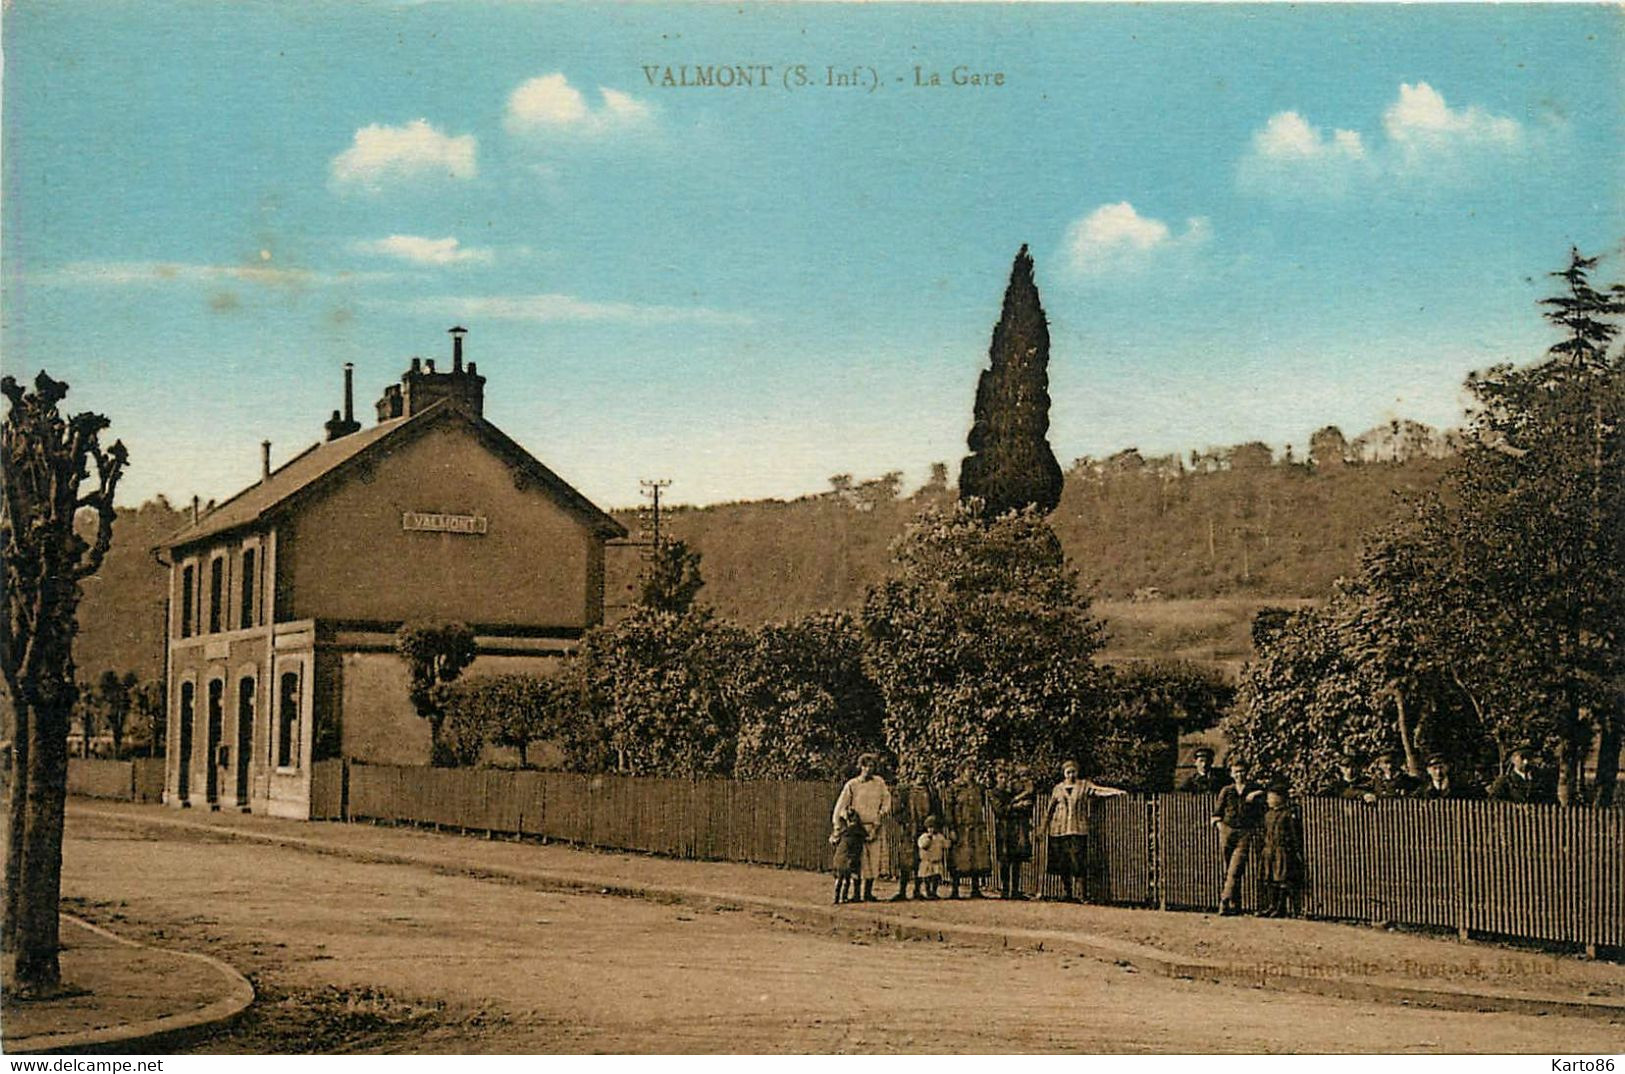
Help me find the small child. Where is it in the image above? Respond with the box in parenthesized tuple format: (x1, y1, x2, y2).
(915, 815, 952, 899)
(830, 807, 866, 904)
(1260, 783, 1302, 919)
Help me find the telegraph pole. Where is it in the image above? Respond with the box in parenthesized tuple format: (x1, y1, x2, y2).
(639, 478, 672, 549)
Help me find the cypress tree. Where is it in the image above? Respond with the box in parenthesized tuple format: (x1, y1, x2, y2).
(959, 244, 1064, 517)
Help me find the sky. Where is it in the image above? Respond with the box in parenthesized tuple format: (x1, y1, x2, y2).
(3, 2, 1621, 510)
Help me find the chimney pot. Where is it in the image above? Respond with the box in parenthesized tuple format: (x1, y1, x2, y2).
(343, 362, 355, 423)
(261, 440, 271, 481)
(426, 358, 436, 373)
(450, 325, 467, 372)
(191, 495, 200, 525)
(410, 357, 422, 375)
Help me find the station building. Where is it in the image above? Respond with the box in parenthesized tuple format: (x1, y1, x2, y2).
(158, 329, 626, 818)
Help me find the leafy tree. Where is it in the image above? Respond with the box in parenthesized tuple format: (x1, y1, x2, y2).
(639, 538, 704, 615)
(1095, 661, 1235, 791)
(2, 371, 127, 993)
(862, 503, 1108, 783)
(1309, 425, 1351, 470)
(93, 670, 137, 759)
(1441, 249, 1624, 803)
(733, 612, 886, 780)
(1227, 600, 1392, 793)
(959, 245, 1064, 518)
(394, 621, 477, 767)
(576, 606, 748, 777)
(70, 686, 98, 758)
(129, 678, 166, 757)
(444, 673, 569, 768)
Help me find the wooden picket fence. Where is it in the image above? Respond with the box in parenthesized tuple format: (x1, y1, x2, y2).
(332, 764, 1622, 950)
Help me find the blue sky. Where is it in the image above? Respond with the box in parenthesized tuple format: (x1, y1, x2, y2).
(4, 2, 1620, 509)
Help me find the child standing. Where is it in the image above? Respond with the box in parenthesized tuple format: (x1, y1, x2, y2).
(915, 815, 952, 899)
(830, 807, 866, 904)
(1260, 783, 1302, 918)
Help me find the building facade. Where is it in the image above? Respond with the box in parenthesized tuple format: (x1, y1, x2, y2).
(158, 330, 626, 818)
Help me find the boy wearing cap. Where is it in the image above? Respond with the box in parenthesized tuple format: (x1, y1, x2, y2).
(1179, 746, 1228, 794)
(1370, 749, 1422, 798)
(1415, 754, 1481, 800)
(1489, 745, 1554, 804)
(1259, 782, 1302, 918)
(1321, 750, 1375, 802)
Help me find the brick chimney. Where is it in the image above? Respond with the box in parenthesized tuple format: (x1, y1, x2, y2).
(379, 328, 486, 420)
(324, 363, 363, 440)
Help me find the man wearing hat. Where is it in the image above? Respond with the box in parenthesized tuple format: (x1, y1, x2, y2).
(1179, 746, 1228, 794)
(1414, 753, 1480, 800)
(1320, 749, 1376, 802)
(1369, 749, 1421, 798)
(1489, 745, 1553, 804)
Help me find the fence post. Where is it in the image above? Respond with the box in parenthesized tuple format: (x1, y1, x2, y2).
(1152, 796, 1166, 912)
(1453, 802, 1469, 941)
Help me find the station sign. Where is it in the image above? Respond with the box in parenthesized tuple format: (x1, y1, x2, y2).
(402, 511, 488, 535)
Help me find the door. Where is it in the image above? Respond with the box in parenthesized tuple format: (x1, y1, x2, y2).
(206, 678, 223, 806)
(235, 676, 254, 807)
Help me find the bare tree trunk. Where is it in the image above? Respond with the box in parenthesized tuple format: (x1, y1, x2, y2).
(15, 689, 68, 990)
(1393, 687, 1421, 776)
(3, 697, 30, 954)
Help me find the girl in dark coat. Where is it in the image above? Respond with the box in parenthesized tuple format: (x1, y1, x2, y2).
(990, 766, 1036, 899)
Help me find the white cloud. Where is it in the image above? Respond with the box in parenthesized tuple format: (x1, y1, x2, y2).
(33, 260, 397, 288)
(1063, 202, 1211, 277)
(374, 292, 751, 326)
(1252, 111, 1367, 162)
(1240, 82, 1523, 196)
(1383, 81, 1522, 160)
(352, 235, 493, 266)
(329, 119, 477, 191)
(505, 73, 653, 136)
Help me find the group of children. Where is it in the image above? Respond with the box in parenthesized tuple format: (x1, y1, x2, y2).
(830, 808, 957, 903)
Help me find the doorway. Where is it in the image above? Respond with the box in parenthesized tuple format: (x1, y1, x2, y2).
(236, 676, 254, 808)
(177, 681, 194, 804)
(206, 678, 223, 807)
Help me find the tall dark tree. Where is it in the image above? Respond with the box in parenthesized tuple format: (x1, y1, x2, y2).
(959, 245, 1064, 517)
(2, 371, 127, 993)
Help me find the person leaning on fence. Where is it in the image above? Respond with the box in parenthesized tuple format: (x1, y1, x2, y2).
(1209, 758, 1267, 916)
(1179, 746, 1229, 794)
(1045, 759, 1128, 903)
(1414, 753, 1482, 800)
(990, 765, 1036, 900)
(1321, 749, 1377, 803)
(1488, 744, 1554, 805)
(830, 806, 867, 904)
(1369, 749, 1422, 798)
(886, 779, 939, 901)
(1259, 782, 1302, 919)
(833, 753, 893, 902)
(945, 765, 992, 899)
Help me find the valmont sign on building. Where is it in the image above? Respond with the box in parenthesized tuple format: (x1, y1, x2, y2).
(402, 511, 489, 535)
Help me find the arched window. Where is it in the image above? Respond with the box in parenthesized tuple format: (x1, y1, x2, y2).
(239, 548, 256, 629)
(277, 670, 300, 769)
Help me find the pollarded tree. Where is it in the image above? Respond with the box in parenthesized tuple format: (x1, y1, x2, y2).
(959, 245, 1065, 518)
(732, 611, 886, 781)
(2, 371, 127, 993)
(862, 502, 1109, 783)
(444, 672, 568, 768)
(395, 621, 477, 767)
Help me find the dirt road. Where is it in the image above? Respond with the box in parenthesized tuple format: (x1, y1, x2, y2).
(58, 810, 1623, 1053)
